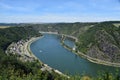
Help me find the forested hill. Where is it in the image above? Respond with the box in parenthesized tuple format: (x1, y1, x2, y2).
(21, 22, 96, 38)
(20, 21, 120, 63)
(0, 22, 120, 79)
(11, 21, 120, 63)
(3, 22, 120, 63)
(77, 22, 120, 63)
(0, 26, 65, 80)
(0, 26, 41, 50)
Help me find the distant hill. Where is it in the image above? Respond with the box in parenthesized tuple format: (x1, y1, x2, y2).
(1, 21, 120, 63)
(0, 23, 19, 26)
(0, 21, 120, 79)
(17, 21, 120, 63)
(22, 22, 96, 38)
(102, 21, 120, 23)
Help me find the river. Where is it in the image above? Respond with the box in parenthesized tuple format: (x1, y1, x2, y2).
(30, 34, 120, 76)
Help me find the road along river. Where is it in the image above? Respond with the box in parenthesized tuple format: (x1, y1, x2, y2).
(30, 34, 120, 76)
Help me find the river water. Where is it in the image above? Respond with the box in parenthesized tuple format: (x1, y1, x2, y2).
(30, 34, 120, 76)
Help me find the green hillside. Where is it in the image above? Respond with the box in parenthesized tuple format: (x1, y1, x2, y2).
(0, 22, 120, 80)
(23, 22, 95, 37)
(77, 23, 120, 63)
(0, 27, 65, 80)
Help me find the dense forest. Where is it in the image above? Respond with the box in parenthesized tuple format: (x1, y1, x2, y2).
(0, 26, 65, 80)
(0, 22, 120, 80)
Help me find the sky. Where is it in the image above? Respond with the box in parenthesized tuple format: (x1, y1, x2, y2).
(0, 0, 120, 23)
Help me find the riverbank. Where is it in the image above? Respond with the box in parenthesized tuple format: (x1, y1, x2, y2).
(39, 32, 120, 67)
(60, 34, 120, 68)
(26, 37, 43, 60)
(27, 36, 70, 78)
(39, 31, 78, 42)
(6, 35, 69, 78)
(77, 51, 120, 67)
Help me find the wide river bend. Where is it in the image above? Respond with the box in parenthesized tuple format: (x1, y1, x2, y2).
(30, 34, 120, 76)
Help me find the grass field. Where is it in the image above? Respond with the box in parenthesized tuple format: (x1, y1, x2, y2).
(0, 26, 10, 29)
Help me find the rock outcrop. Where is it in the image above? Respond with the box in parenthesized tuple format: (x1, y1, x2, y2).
(79, 23, 120, 63)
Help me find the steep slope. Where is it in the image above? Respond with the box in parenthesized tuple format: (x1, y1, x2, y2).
(77, 23, 120, 63)
(0, 27, 65, 80)
(24, 22, 95, 38)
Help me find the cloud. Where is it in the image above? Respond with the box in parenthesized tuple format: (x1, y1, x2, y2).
(0, 2, 36, 12)
(0, 3, 13, 9)
(0, 13, 120, 23)
(87, 0, 120, 12)
(0, 0, 120, 23)
(63, 1, 86, 10)
(42, 1, 86, 13)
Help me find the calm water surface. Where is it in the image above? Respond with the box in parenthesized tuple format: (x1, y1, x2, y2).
(64, 39, 75, 48)
(30, 34, 120, 76)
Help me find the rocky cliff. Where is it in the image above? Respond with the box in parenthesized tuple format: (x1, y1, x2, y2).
(78, 23, 120, 63)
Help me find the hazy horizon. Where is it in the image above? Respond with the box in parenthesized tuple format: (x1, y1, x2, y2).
(0, 0, 120, 23)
